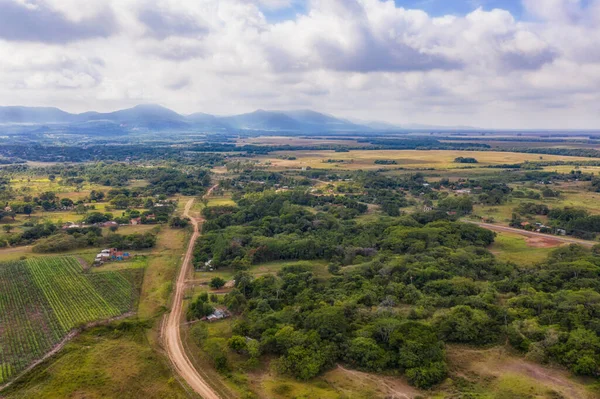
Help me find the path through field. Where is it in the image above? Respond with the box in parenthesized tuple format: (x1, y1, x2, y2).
(163, 186, 220, 399)
(467, 221, 596, 247)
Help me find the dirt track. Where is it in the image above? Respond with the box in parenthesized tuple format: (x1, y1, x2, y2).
(163, 187, 220, 399)
(467, 221, 596, 248)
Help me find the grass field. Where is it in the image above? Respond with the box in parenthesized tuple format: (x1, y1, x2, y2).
(0, 257, 140, 384)
(488, 231, 559, 265)
(252, 150, 600, 171)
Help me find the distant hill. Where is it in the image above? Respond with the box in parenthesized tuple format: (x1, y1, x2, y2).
(0, 104, 438, 133)
(0, 106, 74, 124)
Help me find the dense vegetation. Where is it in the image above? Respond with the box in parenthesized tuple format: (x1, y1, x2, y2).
(189, 187, 600, 389)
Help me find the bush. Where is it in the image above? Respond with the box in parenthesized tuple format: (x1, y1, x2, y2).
(405, 361, 448, 389)
(203, 338, 229, 372)
(228, 335, 247, 353)
(210, 277, 227, 290)
(169, 216, 190, 228)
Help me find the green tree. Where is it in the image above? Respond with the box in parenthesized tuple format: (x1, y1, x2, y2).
(210, 277, 227, 290)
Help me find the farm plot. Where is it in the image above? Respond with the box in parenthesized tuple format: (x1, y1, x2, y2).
(0, 257, 139, 384)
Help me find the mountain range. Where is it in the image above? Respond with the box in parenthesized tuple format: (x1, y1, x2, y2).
(0, 104, 472, 133)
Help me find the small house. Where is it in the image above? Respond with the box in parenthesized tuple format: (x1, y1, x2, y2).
(206, 309, 229, 322)
(130, 217, 142, 225)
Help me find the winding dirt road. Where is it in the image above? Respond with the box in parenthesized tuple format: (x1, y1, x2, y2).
(163, 187, 220, 399)
(467, 221, 596, 247)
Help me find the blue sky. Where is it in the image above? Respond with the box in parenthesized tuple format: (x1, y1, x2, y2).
(394, 0, 524, 17)
(262, 0, 525, 22)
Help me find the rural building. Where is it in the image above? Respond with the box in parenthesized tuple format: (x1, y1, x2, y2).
(94, 248, 131, 265)
(130, 217, 142, 225)
(206, 309, 229, 322)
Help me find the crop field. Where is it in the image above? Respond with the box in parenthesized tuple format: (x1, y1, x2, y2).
(0, 257, 139, 384)
(253, 150, 600, 171)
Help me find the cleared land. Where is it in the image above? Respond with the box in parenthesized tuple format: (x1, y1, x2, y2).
(469, 221, 596, 247)
(253, 150, 600, 171)
(0, 257, 139, 385)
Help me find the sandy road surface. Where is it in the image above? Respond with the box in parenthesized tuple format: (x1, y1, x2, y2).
(163, 186, 220, 399)
(467, 221, 596, 247)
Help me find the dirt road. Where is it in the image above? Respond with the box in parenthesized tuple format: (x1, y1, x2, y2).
(163, 188, 220, 399)
(467, 221, 596, 248)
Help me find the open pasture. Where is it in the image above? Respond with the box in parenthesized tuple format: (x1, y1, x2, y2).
(253, 150, 600, 171)
(488, 231, 560, 266)
(236, 136, 368, 147)
(0, 256, 139, 384)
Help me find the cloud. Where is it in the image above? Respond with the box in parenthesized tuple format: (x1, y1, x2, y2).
(164, 75, 192, 91)
(137, 5, 208, 39)
(0, 0, 599, 129)
(0, 0, 117, 43)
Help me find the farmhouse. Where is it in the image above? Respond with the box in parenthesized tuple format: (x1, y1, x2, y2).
(94, 248, 131, 265)
(206, 309, 229, 322)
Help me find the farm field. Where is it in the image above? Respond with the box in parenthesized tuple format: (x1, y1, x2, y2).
(253, 150, 600, 171)
(0, 256, 140, 385)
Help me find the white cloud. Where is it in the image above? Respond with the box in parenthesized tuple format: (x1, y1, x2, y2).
(0, 0, 598, 128)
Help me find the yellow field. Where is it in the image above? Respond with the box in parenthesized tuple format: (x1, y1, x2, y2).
(542, 165, 600, 174)
(252, 150, 599, 171)
(236, 136, 368, 147)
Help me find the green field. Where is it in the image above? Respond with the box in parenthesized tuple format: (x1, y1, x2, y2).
(0, 257, 140, 384)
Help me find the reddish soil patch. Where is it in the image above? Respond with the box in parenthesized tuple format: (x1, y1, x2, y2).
(525, 236, 564, 248)
(332, 365, 421, 399)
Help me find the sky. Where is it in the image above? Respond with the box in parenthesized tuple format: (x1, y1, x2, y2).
(0, 0, 599, 129)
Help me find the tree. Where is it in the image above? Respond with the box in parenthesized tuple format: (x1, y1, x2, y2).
(228, 335, 247, 353)
(347, 337, 389, 371)
(23, 204, 33, 217)
(210, 277, 227, 290)
(433, 305, 498, 345)
(2, 225, 12, 233)
(169, 216, 190, 228)
(187, 296, 215, 320)
(60, 198, 74, 208)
